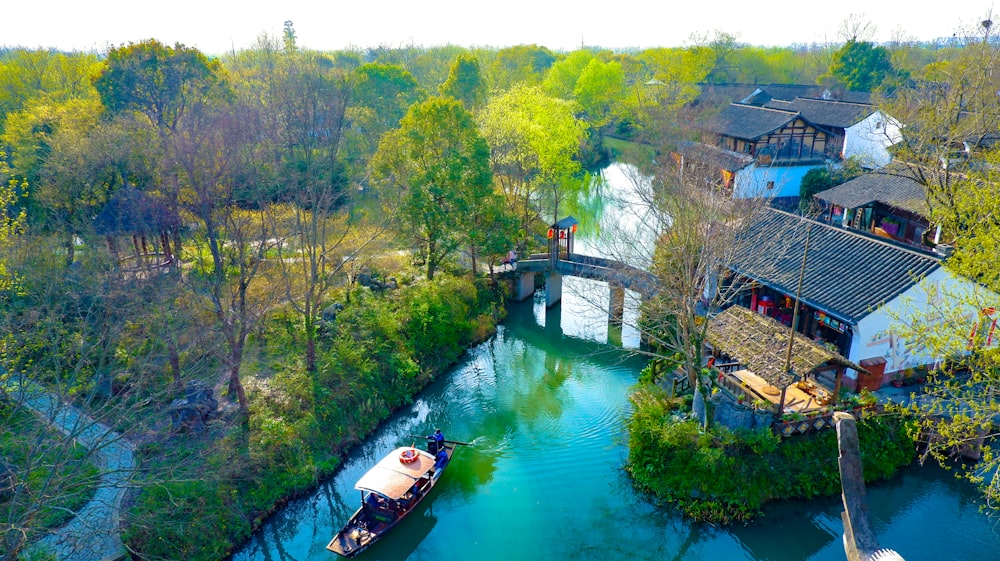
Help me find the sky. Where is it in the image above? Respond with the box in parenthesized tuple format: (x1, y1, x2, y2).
(4, 1, 998, 55)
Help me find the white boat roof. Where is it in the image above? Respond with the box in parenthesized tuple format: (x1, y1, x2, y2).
(354, 447, 435, 500)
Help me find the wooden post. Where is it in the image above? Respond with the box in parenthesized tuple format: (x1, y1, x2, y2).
(833, 366, 844, 405)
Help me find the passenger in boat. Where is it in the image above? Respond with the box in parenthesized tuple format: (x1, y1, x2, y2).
(434, 447, 448, 471)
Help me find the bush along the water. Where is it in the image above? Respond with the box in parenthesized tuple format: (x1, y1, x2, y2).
(626, 383, 917, 523)
(122, 274, 501, 561)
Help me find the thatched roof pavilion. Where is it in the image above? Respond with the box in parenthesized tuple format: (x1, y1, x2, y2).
(705, 305, 867, 390)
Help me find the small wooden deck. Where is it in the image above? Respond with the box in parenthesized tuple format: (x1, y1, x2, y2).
(728, 369, 833, 413)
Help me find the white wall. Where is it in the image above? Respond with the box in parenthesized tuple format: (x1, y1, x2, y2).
(733, 162, 822, 199)
(848, 266, 988, 378)
(843, 110, 902, 169)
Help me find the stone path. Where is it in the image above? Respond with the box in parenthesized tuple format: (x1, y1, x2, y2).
(5, 376, 133, 561)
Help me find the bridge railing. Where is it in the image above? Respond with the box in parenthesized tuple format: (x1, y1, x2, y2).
(509, 251, 659, 298)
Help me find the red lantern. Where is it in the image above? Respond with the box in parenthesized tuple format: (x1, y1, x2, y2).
(547, 228, 554, 239)
(571, 224, 577, 233)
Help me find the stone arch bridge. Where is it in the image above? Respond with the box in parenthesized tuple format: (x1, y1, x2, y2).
(506, 217, 657, 324)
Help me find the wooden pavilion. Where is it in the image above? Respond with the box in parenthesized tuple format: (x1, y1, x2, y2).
(94, 186, 180, 276)
(705, 306, 870, 416)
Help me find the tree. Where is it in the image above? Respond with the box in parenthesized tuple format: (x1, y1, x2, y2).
(636, 47, 714, 145)
(0, 50, 100, 133)
(692, 30, 742, 85)
(484, 44, 556, 91)
(370, 97, 492, 280)
(542, 50, 594, 100)
(877, 16, 1000, 229)
(874, 15, 1000, 512)
(478, 85, 588, 248)
(603, 152, 773, 388)
(171, 90, 278, 417)
(0, 222, 204, 560)
(2, 97, 134, 268)
(92, 40, 226, 263)
(93, 40, 222, 132)
(798, 160, 864, 212)
(819, 39, 901, 92)
(0, 160, 24, 294)
(230, 37, 371, 374)
(348, 63, 424, 160)
(887, 146, 1000, 512)
(438, 54, 485, 111)
(573, 58, 625, 130)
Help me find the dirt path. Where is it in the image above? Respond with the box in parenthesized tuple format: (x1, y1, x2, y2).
(6, 377, 133, 561)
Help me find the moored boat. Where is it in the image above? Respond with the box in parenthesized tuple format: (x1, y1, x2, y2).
(326, 443, 454, 557)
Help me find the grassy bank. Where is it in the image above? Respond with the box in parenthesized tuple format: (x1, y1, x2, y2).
(121, 274, 501, 560)
(626, 383, 917, 523)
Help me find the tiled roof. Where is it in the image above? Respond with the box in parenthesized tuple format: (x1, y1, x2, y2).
(730, 208, 941, 323)
(765, 98, 874, 129)
(704, 103, 799, 140)
(742, 85, 872, 105)
(813, 169, 929, 216)
(687, 84, 871, 114)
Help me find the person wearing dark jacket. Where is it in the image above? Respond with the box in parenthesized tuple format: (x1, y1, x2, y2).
(426, 428, 444, 454)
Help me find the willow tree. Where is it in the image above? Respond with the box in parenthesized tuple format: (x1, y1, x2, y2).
(589, 151, 773, 388)
(370, 97, 493, 280)
(478, 84, 588, 248)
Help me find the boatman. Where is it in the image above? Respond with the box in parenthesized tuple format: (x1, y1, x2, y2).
(426, 428, 444, 454)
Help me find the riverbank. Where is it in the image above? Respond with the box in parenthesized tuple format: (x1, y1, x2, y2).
(120, 274, 504, 560)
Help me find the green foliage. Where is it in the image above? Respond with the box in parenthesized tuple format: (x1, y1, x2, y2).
(478, 84, 588, 243)
(350, 62, 424, 141)
(627, 384, 916, 523)
(438, 54, 485, 110)
(122, 274, 499, 559)
(798, 160, 864, 211)
(486, 45, 556, 91)
(0, 161, 25, 295)
(819, 40, 905, 92)
(93, 39, 223, 129)
(574, 58, 625, 130)
(370, 97, 492, 279)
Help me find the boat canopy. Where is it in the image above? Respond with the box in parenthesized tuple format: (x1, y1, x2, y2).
(354, 447, 436, 500)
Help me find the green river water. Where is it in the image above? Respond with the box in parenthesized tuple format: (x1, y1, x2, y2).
(232, 164, 1000, 561)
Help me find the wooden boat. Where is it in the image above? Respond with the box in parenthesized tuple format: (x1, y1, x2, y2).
(327, 443, 454, 557)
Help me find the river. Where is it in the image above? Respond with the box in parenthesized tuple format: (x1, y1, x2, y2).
(232, 163, 1000, 561)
